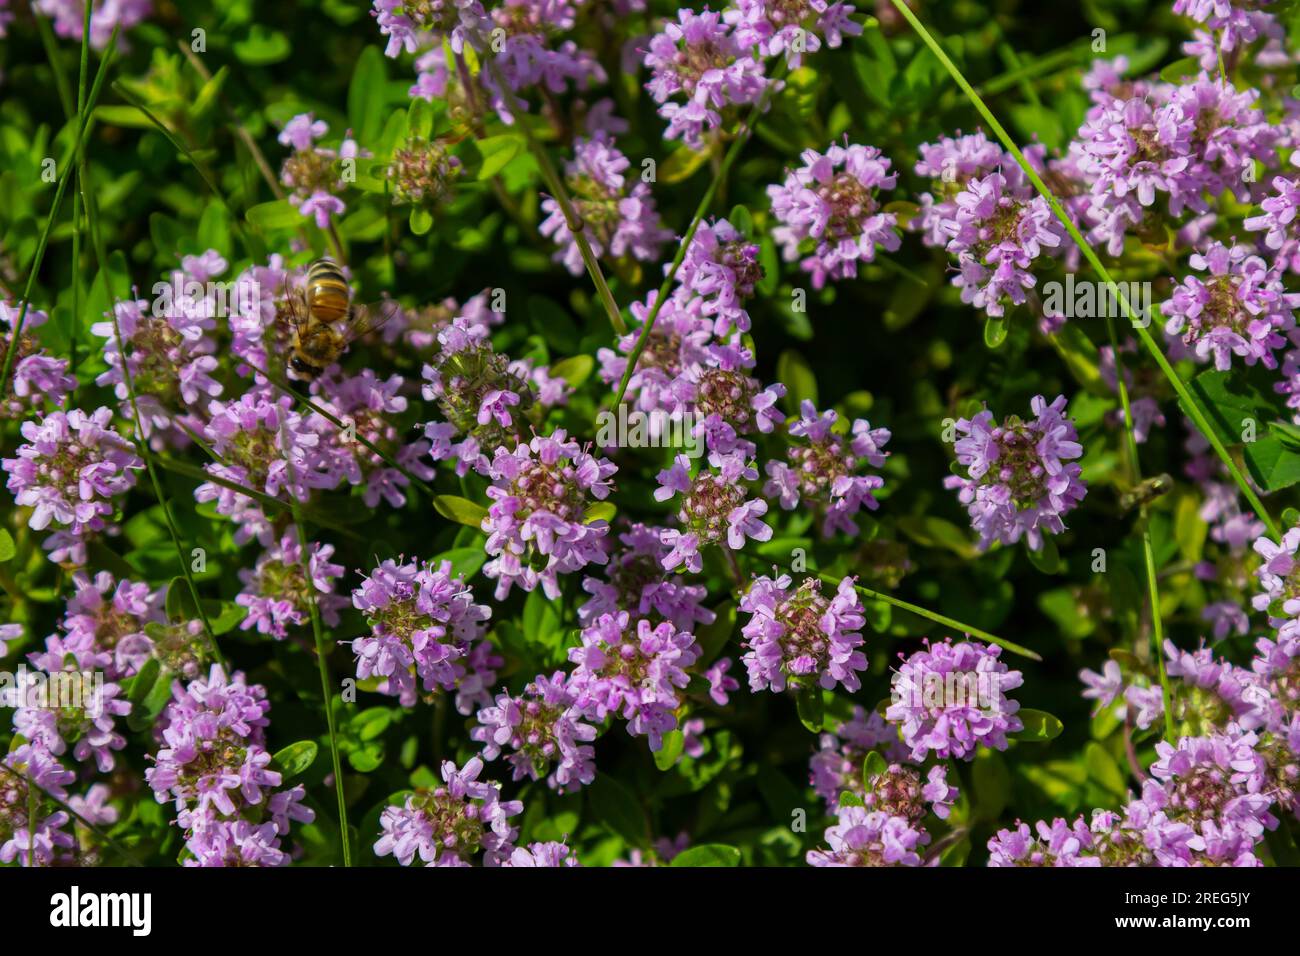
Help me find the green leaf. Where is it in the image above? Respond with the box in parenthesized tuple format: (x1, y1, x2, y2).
(727, 204, 754, 235)
(409, 206, 433, 236)
(1085, 741, 1126, 797)
(983, 315, 1008, 349)
(654, 730, 685, 771)
(1244, 436, 1300, 492)
(550, 354, 594, 388)
(1159, 55, 1201, 83)
(659, 145, 710, 184)
(776, 349, 818, 415)
(670, 844, 741, 867)
(430, 546, 487, 581)
(164, 576, 197, 623)
(431, 495, 487, 527)
(1012, 708, 1064, 742)
(1024, 535, 1062, 574)
(347, 45, 388, 144)
(465, 134, 522, 181)
(1187, 368, 1283, 448)
(896, 515, 977, 558)
(796, 685, 825, 733)
(271, 740, 319, 780)
(233, 26, 292, 66)
(862, 750, 887, 782)
(0, 528, 14, 563)
(246, 199, 303, 230)
(589, 773, 647, 846)
(972, 749, 1010, 820)
(583, 501, 616, 524)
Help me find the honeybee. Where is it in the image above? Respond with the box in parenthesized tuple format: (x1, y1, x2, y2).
(283, 257, 395, 382)
(1119, 473, 1174, 512)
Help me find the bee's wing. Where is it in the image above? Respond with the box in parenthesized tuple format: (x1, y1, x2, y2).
(346, 298, 400, 341)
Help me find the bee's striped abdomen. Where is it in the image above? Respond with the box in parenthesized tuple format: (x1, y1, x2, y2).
(305, 257, 350, 323)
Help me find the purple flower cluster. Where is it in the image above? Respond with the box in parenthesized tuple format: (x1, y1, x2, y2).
(726, 0, 861, 66)
(277, 113, 360, 229)
(944, 394, 1087, 551)
(806, 805, 927, 866)
(654, 452, 771, 572)
(885, 638, 1024, 761)
(539, 133, 671, 276)
(145, 666, 314, 866)
(374, 757, 522, 866)
(0, 302, 76, 419)
(579, 522, 716, 632)
(810, 707, 909, 808)
(34, 0, 152, 49)
(764, 400, 890, 538)
(911, 130, 1007, 248)
(481, 429, 617, 599)
(472, 671, 597, 791)
(643, 8, 773, 149)
(0, 743, 77, 866)
(739, 573, 867, 693)
(2, 407, 143, 564)
(350, 557, 497, 713)
(566, 611, 700, 751)
(236, 532, 348, 641)
(768, 142, 901, 289)
(1162, 241, 1298, 371)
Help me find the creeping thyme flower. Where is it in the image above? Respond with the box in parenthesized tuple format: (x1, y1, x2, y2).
(0, 743, 76, 866)
(196, 388, 334, 545)
(1245, 171, 1300, 273)
(1162, 241, 1298, 371)
(422, 317, 552, 476)
(3, 406, 143, 547)
(1251, 525, 1300, 621)
(654, 452, 772, 572)
(567, 611, 700, 751)
(806, 806, 926, 866)
(988, 817, 1098, 867)
(277, 113, 360, 229)
(1175, 0, 1283, 71)
(236, 533, 348, 641)
(146, 666, 314, 866)
(940, 169, 1064, 317)
(768, 142, 901, 289)
(643, 8, 772, 149)
(674, 217, 765, 335)
(0, 302, 76, 418)
(764, 400, 890, 538)
(375, 757, 522, 867)
(472, 671, 597, 792)
(943, 394, 1087, 551)
(885, 639, 1024, 761)
(686, 343, 786, 460)
(725, 0, 862, 66)
(388, 131, 461, 208)
(596, 290, 716, 419)
(30, 572, 161, 680)
(481, 429, 617, 599)
(579, 522, 717, 632)
(499, 840, 581, 866)
(810, 707, 909, 809)
(739, 574, 868, 693)
(12, 672, 129, 774)
(350, 557, 497, 713)
(372, 0, 490, 58)
(540, 134, 671, 276)
(34, 0, 152, 49)
(911, 130, 1007, 247)
(313, 369, 435, 508)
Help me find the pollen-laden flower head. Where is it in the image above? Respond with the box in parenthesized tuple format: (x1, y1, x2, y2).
(2, 407, 142, 548)
(350, 557, 497, 713)
(1162, 241, 1298, 372)
(943, 394, 1087, 551)
(540, 134, 671, 277)
(312, 369, 435, 508)
(806, 805, 926, 866)
(739, 574, 868, 693)
(686, 343, 785, 461)
(422, 318, 546, 476)
(195, 387, 335, 546)
(884, 638, 1024, 761)
(567, 611, 700, 751)
(374, 757, 522, 867)
(725, 0, 863, 66)
(482, 429, 617, 599)
(674, 218, 765, 336)
(472, 670, 597, 792)
(768, 141, 901, 289)
(643, 8, 772, 150)
(654, 452, 772, 573)
(236, 532, 349, 641)
(388, 132, 461, 208)
(810, 706, 910, 809)
(0, 302, 77, 419)
(579, 522, 717, 633)
(862, 763, 958, 824)
(764, 400, 890, 539)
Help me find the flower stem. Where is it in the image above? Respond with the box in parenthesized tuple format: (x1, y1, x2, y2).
(818, 573, 1042, 661)
(887, 0, 1279, 543)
